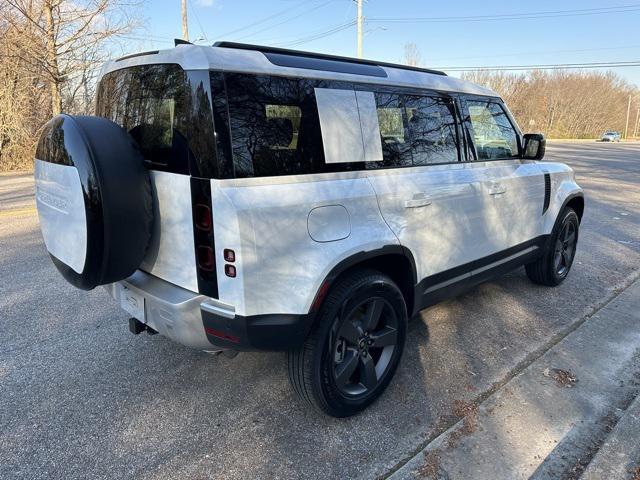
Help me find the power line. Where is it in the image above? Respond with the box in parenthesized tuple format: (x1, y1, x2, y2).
(188, 0, 209, 42)
(275, 20, 356, 48)
(368, 4, 640, 23)
(440, 60, 640, 72)
(218, 1, 324, 39)
(234, 0, 335, 42)
(428, 44, 640, 63)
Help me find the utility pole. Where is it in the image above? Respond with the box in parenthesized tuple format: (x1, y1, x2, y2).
(624, 94, 631, 140)
(633, 103, 639, 139)
(356, 0, 363, 58)
(181, 0, 189, 41)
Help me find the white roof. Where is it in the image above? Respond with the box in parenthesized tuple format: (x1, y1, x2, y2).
(100, 44, 499, 98)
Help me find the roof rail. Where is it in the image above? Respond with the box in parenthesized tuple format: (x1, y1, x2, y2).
(213, 41, 447, 77)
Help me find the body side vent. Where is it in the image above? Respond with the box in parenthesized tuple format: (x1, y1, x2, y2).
(543, 173, 551, 215)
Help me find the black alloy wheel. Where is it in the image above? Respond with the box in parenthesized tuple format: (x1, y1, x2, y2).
(553, 220, 577, 277)
(333, 297, 398, 397)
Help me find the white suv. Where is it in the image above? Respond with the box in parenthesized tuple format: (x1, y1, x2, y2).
(33, 42, 583, 417)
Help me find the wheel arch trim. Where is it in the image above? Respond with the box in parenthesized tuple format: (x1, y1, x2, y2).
(307, 245, 418, 315)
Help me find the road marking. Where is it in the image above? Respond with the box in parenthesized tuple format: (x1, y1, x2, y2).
(0, 207, 37, 218)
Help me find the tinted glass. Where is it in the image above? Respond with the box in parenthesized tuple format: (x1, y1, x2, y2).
(225, 73, 332, 178)
(404, 95, 458, 165)
(369, 92, 412, 168)
(96, 64, 189, 172)
(466, 101, 519, 160)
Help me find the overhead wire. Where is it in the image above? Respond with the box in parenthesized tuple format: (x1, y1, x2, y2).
(276, 20, 357, 47)
(368, 4, 640, 24)
(440, 60, 640, 72)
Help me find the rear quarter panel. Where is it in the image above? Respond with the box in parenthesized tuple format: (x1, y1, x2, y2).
(211, 173, 398, 317)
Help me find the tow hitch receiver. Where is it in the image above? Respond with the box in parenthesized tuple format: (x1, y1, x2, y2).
(128, 317, 158, 335)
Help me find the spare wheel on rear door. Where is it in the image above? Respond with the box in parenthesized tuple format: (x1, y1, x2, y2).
(34, 114, 153, 290)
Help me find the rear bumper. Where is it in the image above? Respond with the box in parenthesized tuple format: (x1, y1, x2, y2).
(201, 309, 313, 351)
(105, 270, 313, 352)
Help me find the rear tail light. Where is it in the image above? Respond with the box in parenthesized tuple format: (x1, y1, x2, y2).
(194, 204, 212, 232)
(197, 246, 215, 272)
(191, 178, 218, 298)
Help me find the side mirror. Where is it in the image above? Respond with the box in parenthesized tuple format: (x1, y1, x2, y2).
(523, 133, 546, 160)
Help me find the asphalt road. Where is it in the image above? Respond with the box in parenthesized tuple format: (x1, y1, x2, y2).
(1, 142, 639, 480)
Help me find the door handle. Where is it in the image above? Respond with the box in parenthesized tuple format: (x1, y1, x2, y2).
(488, 183, 507, 195)
(404, 194, 432, 209)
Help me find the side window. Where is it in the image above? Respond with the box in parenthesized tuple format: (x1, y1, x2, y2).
(404, 95, 459, 165)
(225, 73, 326, 178)
(465, 101, 519, 160)
(369, 92, 412, 168)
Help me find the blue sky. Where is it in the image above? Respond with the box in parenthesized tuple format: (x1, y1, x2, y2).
(130, 0, 640, 86)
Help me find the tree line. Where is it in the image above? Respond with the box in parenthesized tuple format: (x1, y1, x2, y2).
(461, 69, 639, 140)
(0, 0, 138, 171)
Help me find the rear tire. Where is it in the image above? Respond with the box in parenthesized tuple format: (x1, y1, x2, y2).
(287, 269, 408, 417)
(525, 208, 579, 286)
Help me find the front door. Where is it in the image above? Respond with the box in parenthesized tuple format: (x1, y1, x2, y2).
(460, 97, 545, 250)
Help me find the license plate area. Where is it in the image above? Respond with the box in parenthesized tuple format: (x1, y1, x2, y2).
(120, 284, 146, 321)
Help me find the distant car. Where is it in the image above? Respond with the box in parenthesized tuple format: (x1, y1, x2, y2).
(601, 131, 621, 142)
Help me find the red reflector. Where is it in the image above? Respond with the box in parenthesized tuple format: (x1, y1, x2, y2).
(223, 248, 235, 262)
(197, 246, 215, 271)
(204, 326, 240, 344)
(224, 264, 236, 278)
(194, 204, 212, 232)
(311, 280, 330, 312)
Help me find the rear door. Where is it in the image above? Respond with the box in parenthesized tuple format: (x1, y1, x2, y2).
(363, 88, 497, 292)
(96, 65, 212, 295)
(460, 97, 545, 248)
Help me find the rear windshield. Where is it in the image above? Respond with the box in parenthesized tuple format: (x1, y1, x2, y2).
(96, 64, 190, 172)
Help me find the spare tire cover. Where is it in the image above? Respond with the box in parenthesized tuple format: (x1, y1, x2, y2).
(34, 114, 153, 290)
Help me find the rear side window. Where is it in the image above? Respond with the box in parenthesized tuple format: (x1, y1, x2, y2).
(372, 92, 412, 168)
(96, 64, 189, 172)
(223, 73, 462, 177)
(365, 92, 459, 168)
(225, 73, 331, 178)
(404, 95, 458, 165)
(465, 101, 519, 160)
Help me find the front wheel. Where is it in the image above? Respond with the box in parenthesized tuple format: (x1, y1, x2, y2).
(526, 208, 580, 286)
(287, 269, 408, 417)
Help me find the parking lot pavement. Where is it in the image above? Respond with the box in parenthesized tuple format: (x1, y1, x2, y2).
(1, 142, 639, 480)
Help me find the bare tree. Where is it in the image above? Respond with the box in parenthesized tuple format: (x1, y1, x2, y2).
(0, 10, 50, 169)
(0, 0, 141, 170)
(403, 42, 422, 67)
(3, 0, 140, 115)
